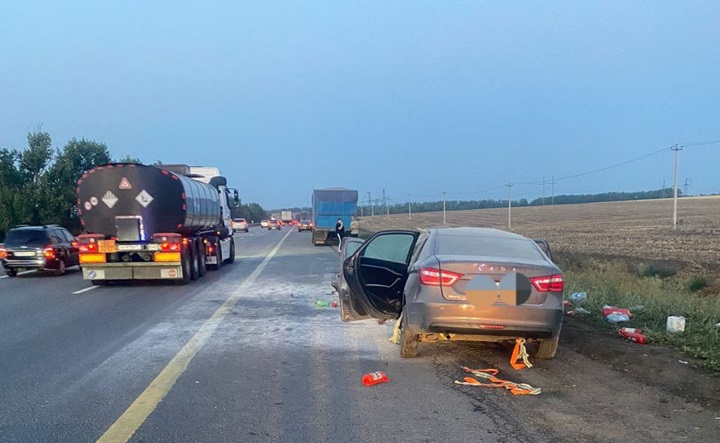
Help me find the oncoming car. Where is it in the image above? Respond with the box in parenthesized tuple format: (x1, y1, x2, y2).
(338, 227, 563, 359)
(232, 218, 249, 233)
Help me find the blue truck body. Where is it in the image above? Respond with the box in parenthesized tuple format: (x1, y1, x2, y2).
(312, 188, 358, 245)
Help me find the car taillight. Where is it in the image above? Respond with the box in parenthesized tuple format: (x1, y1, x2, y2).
(530, 274, 565, 292)
(419, 267, 463, 286)
(43, 245, 56, 260)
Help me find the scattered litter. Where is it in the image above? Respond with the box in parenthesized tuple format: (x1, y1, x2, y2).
(314, 300, 331, 308)
(603, 305, 632, 317)
(566, 307, 591, 316)
(618, 328, 647, 344)
(678, 360, 689, 365)
(628, 305, 644, 312)
(389, 312, 403, 344)
(667, 316, 686, 333)
(377, 319, 387, 325)
(575, 307, 590, 314)
(454, 367, 541, 395)
(715, 323, 720, 329)
(290, 292, 297, 298)
(570, 292, 588, 302)
(330, 300, 338, 308)
(605, 313, 631, 323)
(510, 338, 532, 370)
(362, 371, 390, 386)
(563, 300, 573, 308)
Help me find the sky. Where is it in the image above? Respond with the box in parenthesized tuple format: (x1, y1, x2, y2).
(1, 1, 719, 209)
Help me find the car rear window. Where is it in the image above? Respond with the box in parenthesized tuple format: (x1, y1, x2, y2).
(436, 233, 544, 260)
(4, 229, 48, 247)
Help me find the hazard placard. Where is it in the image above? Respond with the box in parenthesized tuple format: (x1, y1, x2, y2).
(119, 177, 132, 190)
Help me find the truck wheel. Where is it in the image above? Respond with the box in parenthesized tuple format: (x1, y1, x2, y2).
(197, 240, 207, 277)
(177, 247, 192, 285)
(224, 239, 236, 264)
(189, 242, 200, 281)
(208, 243, 222, 271)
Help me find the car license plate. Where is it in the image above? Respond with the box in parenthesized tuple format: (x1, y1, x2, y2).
(98, 240, 117, 253)
(117, 244, 143, 251)
(14, 251, 36, 257)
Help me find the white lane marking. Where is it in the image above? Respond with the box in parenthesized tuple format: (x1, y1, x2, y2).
(0, 270, 38, 279)
(0, 275, 6, 280)
(73, 286, 100, 295)
(97, 227, 294, 442)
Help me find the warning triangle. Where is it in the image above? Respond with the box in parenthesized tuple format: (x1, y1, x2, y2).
(119, 177, 132, 190)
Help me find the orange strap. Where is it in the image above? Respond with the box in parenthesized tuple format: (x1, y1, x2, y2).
(510, 338, 532, 370)
(455, 367, 541, 395)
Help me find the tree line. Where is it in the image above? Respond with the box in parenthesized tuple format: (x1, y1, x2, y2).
(362, 188, 681, 216)
(0, 130, 267, 241)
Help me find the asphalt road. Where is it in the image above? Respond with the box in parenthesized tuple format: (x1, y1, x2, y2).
(1, 227, 718, 442)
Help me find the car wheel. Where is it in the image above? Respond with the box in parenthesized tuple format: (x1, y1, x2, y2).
(55, 259, 67, 276)
(5, 268, 18, 277)
(534, 326, 561, 359)
(400, 307, 419, 358)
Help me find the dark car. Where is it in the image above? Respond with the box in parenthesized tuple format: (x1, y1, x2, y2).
(298, 220, 313, 232)
(0, 225, 79, 276)
(267, 220, 281, 230)
(339, 227, 564, 359)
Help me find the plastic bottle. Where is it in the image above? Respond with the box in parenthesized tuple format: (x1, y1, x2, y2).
(330, 300, 338, 308)
(570, 292, 588, 302)
(315, 300, 331, 308)
(362, 371, 390, 386)
(603, 306, 632, 318)
(605, 313, 630, 323)
(618, 327, 643, 335)
(621, 331, 647, 344)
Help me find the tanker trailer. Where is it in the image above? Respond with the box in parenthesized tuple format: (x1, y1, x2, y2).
(75, 163, 239, 285)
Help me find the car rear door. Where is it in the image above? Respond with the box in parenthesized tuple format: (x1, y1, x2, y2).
(342, 230, 419, 320)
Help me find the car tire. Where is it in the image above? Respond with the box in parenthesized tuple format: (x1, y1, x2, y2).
(400, 307, 420, 358)
(5, 268, 18, 277)
(55, 259, 67, 276)
(534, 327, 561, 359)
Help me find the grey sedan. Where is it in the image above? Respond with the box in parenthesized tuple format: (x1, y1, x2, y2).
(339, 227, 564, 359)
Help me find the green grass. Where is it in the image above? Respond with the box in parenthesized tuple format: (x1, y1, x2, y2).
(557, 254, 720, 371)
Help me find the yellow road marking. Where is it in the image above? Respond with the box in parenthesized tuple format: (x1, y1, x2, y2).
(97, 229, 293, 443)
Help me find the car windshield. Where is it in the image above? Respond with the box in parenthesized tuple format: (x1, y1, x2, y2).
(4, 229, 47, 248)
(436, 233, 544, 260)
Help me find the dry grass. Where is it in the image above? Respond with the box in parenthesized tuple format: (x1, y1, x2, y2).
(360, 196, 720, 266)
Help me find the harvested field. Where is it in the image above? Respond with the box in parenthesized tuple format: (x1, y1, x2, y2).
(360, 196, 720, 266)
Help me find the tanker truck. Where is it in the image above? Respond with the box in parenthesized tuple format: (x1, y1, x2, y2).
(75, 163, 239, 285)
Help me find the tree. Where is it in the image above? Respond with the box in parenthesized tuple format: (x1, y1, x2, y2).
(116, 154, 141, 163)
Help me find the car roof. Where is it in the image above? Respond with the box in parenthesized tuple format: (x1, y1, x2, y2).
(428, 226, 529, 241)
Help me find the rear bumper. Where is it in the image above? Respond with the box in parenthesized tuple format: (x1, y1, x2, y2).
(81, 262, 184, 281)
(405, 301, 562, 340)
(2, 258, 58, 270)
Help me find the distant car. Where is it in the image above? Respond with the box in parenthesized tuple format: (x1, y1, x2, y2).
(260, 220, 269, 228)
(267, 220, 281, 230)
(298, 220, 313, 232)
(232, 218, 249, 233)
(339, 227, 564, 359)
(0, 225, 79, 277)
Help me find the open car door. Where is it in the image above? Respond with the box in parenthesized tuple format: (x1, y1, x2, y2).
(342, 230, 419, 320)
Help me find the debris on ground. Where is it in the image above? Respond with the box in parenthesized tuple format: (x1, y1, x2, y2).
(454, 367, 541, 395)
(603, 305, 632, 323)
(314, 300, 331, 307)
(566, 307, 591, 316)
(570, 292, 588, 302)
(666, 315, 686, 333)
(510, 338, 533, 370)
(618, 327, 647, 344)
(389, 312, 402, 344)
(362, 371, 390, 386)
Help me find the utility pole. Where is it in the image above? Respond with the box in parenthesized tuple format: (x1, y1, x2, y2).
(551, 176, 555, 205)
(683, 178, 690, 196)
(369, 192, 374, 216)
(506, 183, 513, 229)
(442, 192, 447, 224)
(672, 144, 681, 229)
(541, 176, 546, 205)
(662, 179, 666, 189)
(407, 195, 412, 220)
(382, 189, 387, 216)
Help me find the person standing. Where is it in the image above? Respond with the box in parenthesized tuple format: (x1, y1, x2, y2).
(335, 218, 345, 252)
(350, 216, 359, 238)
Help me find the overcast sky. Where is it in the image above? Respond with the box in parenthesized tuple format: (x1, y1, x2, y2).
(1, 1, 719, 209)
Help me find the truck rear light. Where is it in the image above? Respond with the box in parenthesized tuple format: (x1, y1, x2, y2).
(43, 245, 56, 260)
(154, 252, 181, 262)
(530, 274, 564, 292)
(419, 267, 463, 286)
(160, 242, 180, 252)
(478, 324, 507, 330)
(80, 253, 106, 264)
(0, 248, 6, 259)
(79, 243, 98, 253)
